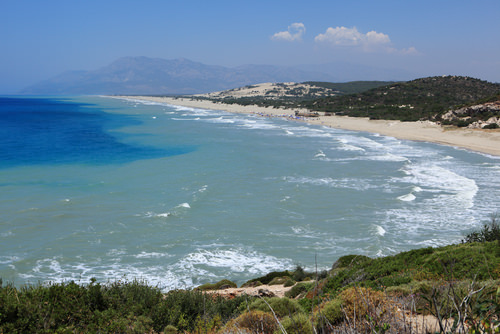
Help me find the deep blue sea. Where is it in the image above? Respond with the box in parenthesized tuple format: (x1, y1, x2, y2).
(1, 96, 499, 290)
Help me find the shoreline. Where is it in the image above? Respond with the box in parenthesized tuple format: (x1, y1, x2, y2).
(116, 96, 500, 157)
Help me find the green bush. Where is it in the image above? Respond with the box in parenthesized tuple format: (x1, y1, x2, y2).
(0, 279, 246, 333)
(278, 313, 314, 334)
(246, 297, 303, 318)
(285, 282, 313, 299)
(483, 123, 499, 129)
(241, 280, 262, 288)
(163, 324, 178, 334)
(268, 276, 289, 285)
(196, 279, 237, 290)
(244, 270, 291, 285)
(225, 310, 277, 334)
(284, 278, 296, 287)
(292, 265, 307, 281)
(320, 298, 344, 325)
(463, 213, 500, 243)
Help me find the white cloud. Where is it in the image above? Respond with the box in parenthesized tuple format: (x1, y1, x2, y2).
(315, 26, 417, 54)
(314, 26, 365, 46)
(271, 23, 306, 42)
(399, 46, 419, 55)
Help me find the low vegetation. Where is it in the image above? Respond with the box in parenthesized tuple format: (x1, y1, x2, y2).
(1, 217, 499, 333)
(197, 76, 500, 126)
(303, 81, 396, 95)
(305, 76, 500, 122)
(196, 81, 398, 110)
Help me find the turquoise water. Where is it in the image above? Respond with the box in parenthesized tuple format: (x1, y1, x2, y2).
(1, 96, 499, 290)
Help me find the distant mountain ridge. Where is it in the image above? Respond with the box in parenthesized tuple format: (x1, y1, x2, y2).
(20, 57, 336, 95)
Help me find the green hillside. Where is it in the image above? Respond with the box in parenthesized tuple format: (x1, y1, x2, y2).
(304, 76, 500, 121)
(1, 229, 499, 333)
(304, 81, 396, 95)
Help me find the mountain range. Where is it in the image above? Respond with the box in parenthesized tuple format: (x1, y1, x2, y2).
(20, 57, 335, 95)
(20, 56, 416, 95)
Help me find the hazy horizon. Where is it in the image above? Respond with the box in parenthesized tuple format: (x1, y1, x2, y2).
(1, 0, 499, 93)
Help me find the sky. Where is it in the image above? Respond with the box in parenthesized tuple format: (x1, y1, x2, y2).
(1, 0, 499, 93)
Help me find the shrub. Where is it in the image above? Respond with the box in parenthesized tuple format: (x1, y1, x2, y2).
(243, 271, 291, 285)
(320, 298, 344, 325)
(153, 289, 245, 332)
(196, 279, 237, 290)
(385, 280, 432, 296)
(463, 213, 500, 243)
(163, 324, 178, 334)
(279, 313, 314, 334)
(331, 255, 371, 270)
(246, 297, 303, 318)
(339, 286, 395, 332)
(285, 282, 313, 299)
(224, 310, 277, 334)
(268, 276, 289, 285)
(283, 278, 296, 287)
(292, 265, 306, 281)
(483, 123, 499, 129)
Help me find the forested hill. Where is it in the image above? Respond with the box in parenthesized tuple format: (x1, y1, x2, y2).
(304, 81, 396, 95)
(305, 76, 500, 121)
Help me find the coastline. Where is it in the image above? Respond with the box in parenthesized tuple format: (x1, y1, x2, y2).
(117, 96, 500, 157)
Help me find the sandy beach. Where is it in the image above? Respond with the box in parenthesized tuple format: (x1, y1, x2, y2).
(119, 96, 500, 157)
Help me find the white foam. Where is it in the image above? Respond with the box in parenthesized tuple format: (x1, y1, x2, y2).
(338, 139, 365, 151)
(398, 193, 416, 202)
(280, 196, 290, 202)
(284, 176, 335, 186)
(314, 150, 326, 158)
(367, 153, 409, 162)
(283, 176, 373, 191)
(107, 249, 126, 256)
(144, 211, 171, 218)
(339, 135, 385, 150)
(375, 225, 386, 236)
(177, 203, 191, 209)
(32, 258, 63, 274)
(0, 255, 20, 264)
(204, 116, 235, 124)
(171, 105, 216, 114)
(403, 164, 478, 208)
(291, 226, 322, 239)
(238, 121, 278, 130)
(339, 144, 365, 152)
(134, 252, 172, 259)
(179, 248, 292, 274)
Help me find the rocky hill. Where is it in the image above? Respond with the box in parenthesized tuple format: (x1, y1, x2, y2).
(442, 99, 500, 128)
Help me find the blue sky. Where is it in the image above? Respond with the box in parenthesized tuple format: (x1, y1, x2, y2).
(1, 0, 499, 93)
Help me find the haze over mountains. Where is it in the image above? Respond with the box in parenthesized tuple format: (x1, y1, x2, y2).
(20, 56, 416, 95)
